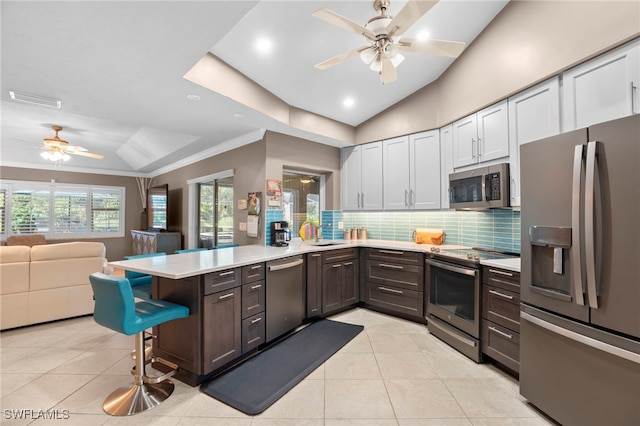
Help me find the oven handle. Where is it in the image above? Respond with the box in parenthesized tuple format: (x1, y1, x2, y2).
(426, 258, 477, 277)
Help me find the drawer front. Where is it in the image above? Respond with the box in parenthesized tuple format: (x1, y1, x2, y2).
(365, 282, 424, 319)
(482, 285, 520, 332)
(203, 268, 241, 295)
(481, 320, 520, 373)
(365, 260, 424, 291)
(242, 263, 265, 284)
(241, 280, 265, 319)
(365, 248, 422, 266)
(242, 312, 265, 353)
(322, 248, 359, 263)
(482, 266, 520, 292)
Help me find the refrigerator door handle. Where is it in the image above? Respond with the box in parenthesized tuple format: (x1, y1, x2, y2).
(571, 145, 585, 306)
(585, 141, 600, 309)
(521, 312, 640, 365)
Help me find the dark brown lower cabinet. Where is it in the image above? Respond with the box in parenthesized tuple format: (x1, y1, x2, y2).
(203, 287, 242, 375)
(481, 266, 521, 373)
(242, 312, 265, 353)
(321, 253, 358, 315)
(361, 248, 425, 322)
(306, 253, 323, 317)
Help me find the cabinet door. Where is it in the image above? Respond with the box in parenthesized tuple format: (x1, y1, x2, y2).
(562, 40, 640, 131)
(477, 100, 509, 163)
(508, 78, 560, 207)
(360, 141, 384, 210)
(203, 287, 241, 374)
(452, 114, 478, 168)
(383, 136, 410, 210)
(410, 130, 441, 210)
(322, 262, 343, 314)
(341, 146, 362, 211)
(306, 253, 323, 318)
(440, 125, 454, 209)
(342, 260, 359, 306)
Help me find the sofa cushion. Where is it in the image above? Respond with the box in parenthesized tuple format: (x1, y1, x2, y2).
(0, 246, 31, 295)
(30, 241, 106, 261)
(30, 242, 106, 292)
(7, 234, 47, 247)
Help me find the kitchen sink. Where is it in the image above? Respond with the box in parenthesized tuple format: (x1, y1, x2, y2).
(307, 241, 346, 246)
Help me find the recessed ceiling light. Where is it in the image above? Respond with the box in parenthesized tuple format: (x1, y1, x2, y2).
(233, 113, 246, 118)
(186, 94, 201, 101)
(343, 97, 355, 108)
(254, 37, 273, 55)
(9, 91, 61, 108)
(417, 30, 430, 41)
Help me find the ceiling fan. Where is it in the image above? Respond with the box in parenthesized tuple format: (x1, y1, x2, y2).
(40, 125, 104, 162)
(313, 0, 466, 84)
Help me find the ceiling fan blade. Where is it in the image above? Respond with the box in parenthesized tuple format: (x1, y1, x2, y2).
(312, 8, 376, 41)
(69, 150, 104, 160)
(315, 46, 370, 70)
(387, 0, 439, 38)
(397, 38, 466, 58)
(380, 57, 397, 85)
(65, 145, 88, 152)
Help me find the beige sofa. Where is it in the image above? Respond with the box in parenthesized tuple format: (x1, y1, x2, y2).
(0, 241, 106, 330)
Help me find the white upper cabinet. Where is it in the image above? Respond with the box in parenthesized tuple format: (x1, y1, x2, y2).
(562, 39, 640, 131)
(508, 77, 561, 207)
(383, 131, 441, 211)
(452, 100, 509, 168)
(382, 136, 410, 210)
(440, 125, 454, 209)
(411, 130, 441, 210)
(341, 141, 383, 211)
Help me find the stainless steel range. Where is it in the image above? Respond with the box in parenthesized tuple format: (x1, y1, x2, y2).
(425, 247, 518, 362)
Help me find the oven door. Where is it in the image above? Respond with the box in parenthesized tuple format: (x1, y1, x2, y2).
(426, 257, 481, 338)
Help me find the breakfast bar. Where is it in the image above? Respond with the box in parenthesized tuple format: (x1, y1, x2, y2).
(109, 240, 520, 385)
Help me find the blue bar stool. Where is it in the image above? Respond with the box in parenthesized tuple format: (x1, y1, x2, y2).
(123, 252, 166, 300)
(89, 272, 189, 416)
(174, 248, 208, 254)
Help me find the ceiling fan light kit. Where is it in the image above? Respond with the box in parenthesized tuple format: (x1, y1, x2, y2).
(39, 125, 104, 162)
(313, 0, 465, 84)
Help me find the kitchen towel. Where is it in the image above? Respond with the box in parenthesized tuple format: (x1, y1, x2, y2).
(200, 319, 363, 415)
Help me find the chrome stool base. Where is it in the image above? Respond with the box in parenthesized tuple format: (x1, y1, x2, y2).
(102, 381, 174, 416)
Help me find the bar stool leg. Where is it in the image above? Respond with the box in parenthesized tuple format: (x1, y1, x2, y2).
(102, 331, 175, 416)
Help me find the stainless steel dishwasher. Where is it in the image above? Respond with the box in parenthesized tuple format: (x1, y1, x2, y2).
(265, 255, 305, 342)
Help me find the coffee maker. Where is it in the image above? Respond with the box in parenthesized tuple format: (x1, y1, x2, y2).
(270, 221, 291, 247)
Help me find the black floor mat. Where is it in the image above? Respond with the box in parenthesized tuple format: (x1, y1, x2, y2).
(200, 319, 364, 415)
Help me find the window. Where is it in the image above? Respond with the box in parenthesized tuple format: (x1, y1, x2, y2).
(282, 171, 323, 237)
(0, 180, 125, 239)
(188, 170, 234, 249)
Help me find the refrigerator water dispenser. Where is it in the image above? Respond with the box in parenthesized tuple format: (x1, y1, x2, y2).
(529, 226, 573, 300)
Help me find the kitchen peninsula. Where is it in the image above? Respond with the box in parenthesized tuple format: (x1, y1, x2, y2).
(109, 240, 520, 385)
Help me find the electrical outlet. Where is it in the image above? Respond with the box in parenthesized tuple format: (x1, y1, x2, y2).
(239, 222, 247, 231)
(338, 221, 344, 229)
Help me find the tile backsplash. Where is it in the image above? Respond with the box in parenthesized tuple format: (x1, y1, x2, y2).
(336, 209, 521, 254)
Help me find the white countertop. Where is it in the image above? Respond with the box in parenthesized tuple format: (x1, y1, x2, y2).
(108, 239, 472, 279)
(480, 257, 521, 272)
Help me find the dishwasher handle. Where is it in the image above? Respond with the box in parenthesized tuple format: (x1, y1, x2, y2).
(268, 258, 304, 272)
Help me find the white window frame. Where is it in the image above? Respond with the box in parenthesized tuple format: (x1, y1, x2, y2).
(0, 180, 126, 240)
(186, 169, 234, 249)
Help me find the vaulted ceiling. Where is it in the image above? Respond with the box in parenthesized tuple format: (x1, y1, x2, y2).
(1, 1, 508, 176)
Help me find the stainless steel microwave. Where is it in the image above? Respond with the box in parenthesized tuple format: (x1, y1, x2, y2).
(449, 163, 510, 209)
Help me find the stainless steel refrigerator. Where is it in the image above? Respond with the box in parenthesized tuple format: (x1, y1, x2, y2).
(519, 114, 640, 425)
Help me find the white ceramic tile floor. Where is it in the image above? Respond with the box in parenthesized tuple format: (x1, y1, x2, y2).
(0, 308, 556, 425)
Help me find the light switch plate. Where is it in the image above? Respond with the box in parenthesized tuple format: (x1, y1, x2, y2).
(239, 222, 247, 231)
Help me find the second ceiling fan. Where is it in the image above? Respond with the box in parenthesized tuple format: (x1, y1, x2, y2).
(313, 0, 466, 84)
